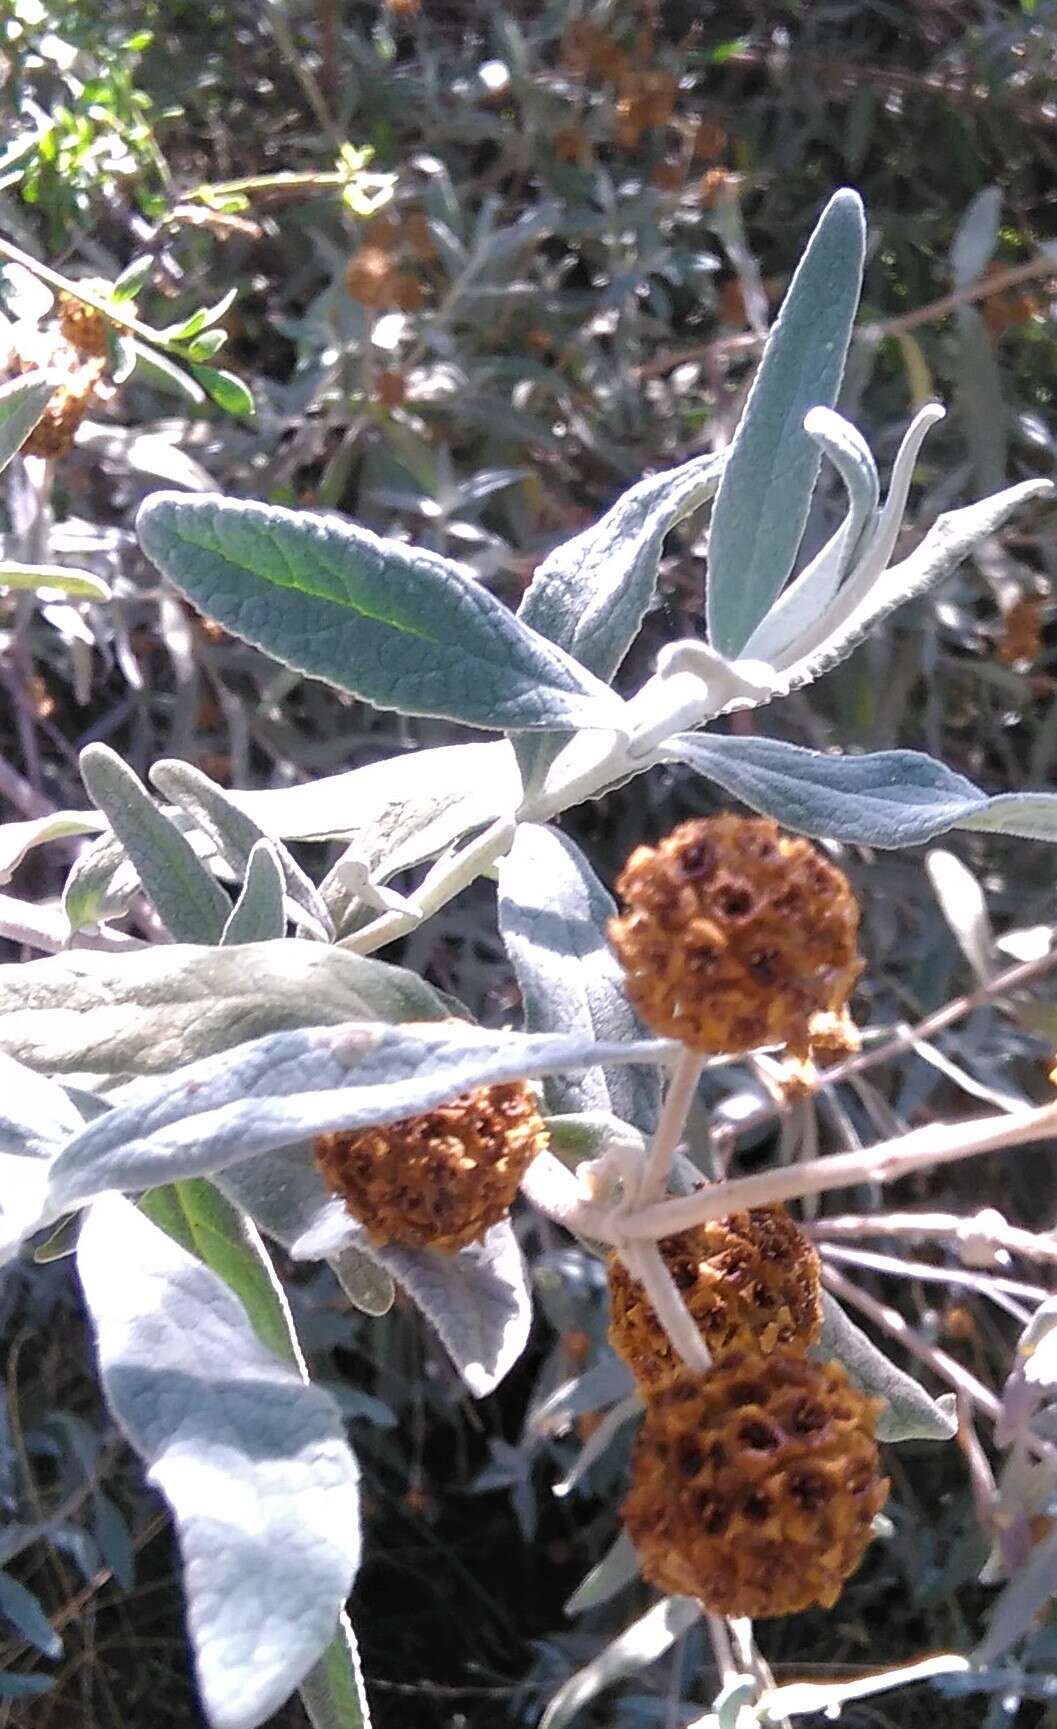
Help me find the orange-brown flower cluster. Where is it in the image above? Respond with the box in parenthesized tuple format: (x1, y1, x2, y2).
(609, 815, 862, 1058)
(314, 1079, 548, 1252)
(6, 322, 106, 460)
(998, 594, 1045, 669)
(609, 1207, 822, 1389)
(57, 290, 109, 360)
(344, 206, 434, 312)
(623, 1354, 888, 1617)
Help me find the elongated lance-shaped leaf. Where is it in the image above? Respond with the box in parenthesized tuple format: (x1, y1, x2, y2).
(220, 839, 286, 945)
(515, 452, 724, 791)
(0, 939, 455, 1078)
(144, 1180, 373, 1729)
(43, 1023, 673, 1215)
(519, 451, 725, 681)
(136, 492, 626, 733)
(540, 1597, 701, 1729)
(741, 406, 879, 664)
(667, 733, 1057, 847)
(151, 758, 333, 939)
(776, 477, 1052, 690)
(63, 830, 140, 931)
(0, 562, 111, 599)
(79, 744, 230, 944)
(707, 189, 866, 657)
(0, 372, 58, 475)
(813, 1293, 956, 1442)
(78, 1194, 360, 1729)
(498, 823, 660, 1135)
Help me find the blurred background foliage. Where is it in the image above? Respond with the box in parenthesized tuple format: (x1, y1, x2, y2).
(2, 1, 1057, 1725)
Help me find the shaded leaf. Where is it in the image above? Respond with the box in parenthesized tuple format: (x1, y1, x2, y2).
(0, 1571, 61, 1658)
(956, 307, 1006, 496)
(813, 1293, 956, 1442)
(950, 186, 1002, 288)
(78, 1195, 360, 1729)
(498, 823, 660, 1134)
(136, 493, 625, 733)
(540, 1596, 701, 1729)
(0, 809, 106, 888)
(0, 372, 58, 475)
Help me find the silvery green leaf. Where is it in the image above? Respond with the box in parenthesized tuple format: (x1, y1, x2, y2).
(956, 307, 1006, 496)
(667, 733, 1057, 848)
(0, 940, 453, 1077)
(707, 190, 865, 657)
(762, 402, 944, 674)
(0, 809, 106, 888)
(778, 478, 1052, 691)
(927, 849, 996, 984)
(0, 372, 57, 474)
(63, 831, 140, 931)
(220, 840, 286, 946)
(0, 1054, 82, 1262)
(0, 1050, 82, 1155)
(564, 1528, 640, 1616)
(237, 738, 518, 858)
(741, 407, 879, 664)
(44, 1023, 670, 1210)
(813, 1293, 956, 1441)
(0, 562, 111, 599)
(136, 493, 626, 733)
(950, 186, 1002, 288)
(539, 1596, 701, 1729)
(975, 1523, 1057, 1666)
(80, 744, 230, 944)
(518, 451, 725, 680)
(370, 1222, 531, 1397)
(498, 824, 661, 1135)
(530, 1350, 636, 1438)
(78, 1194, 360, 1729)
(150, 759, 333, 940)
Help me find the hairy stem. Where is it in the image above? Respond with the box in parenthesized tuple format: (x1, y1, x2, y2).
(637, 1047, 705, 1204)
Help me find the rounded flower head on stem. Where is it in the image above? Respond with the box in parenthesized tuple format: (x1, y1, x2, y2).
(314, 1080, 548, 1253)
(608, 1205, 822, 1388)
(609, 815, 862, 1056)
(623, 1353, 888, 1618)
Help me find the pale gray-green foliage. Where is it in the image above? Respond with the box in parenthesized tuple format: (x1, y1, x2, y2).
(498, 824, 661, 1135)
(136, 492, 625, 733)
(706, 189, 865, 657)
(78, 1195, 360, 1729)
(150, 758, 333, 939)
(42, 1023, 670, 1214)
(79, 743, 230, 943)
(0, 940, 453, 1076)
(220, 839, 286, 946)
(813, 1293, 956, 1442)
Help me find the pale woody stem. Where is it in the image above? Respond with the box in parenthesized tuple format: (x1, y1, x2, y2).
(636, 1046, 706, 1205)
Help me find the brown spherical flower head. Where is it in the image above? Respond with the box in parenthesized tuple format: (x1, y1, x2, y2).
(608, 1205, 822, 1388)
(609, 815, 862, 1057)
(18, 358, 105, 458)
(57, 290, 109, 360)
(623, 1353, 888, 1618)
(313, 1079, 548, 1252)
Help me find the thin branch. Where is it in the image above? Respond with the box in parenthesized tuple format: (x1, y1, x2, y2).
(809, 1209, 1057, 1265)
(636, 1048, 705, 1204)
(619, 1240, 713, 1374)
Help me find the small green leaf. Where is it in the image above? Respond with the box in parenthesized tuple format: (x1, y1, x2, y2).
(185, 328, 228, 362)
(160, 286, 238, 341)
(111, 255, 155, 303)
(221, 840, 286, 946)
(0, 562, 111, 600)
(189, 363, 255, 418)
